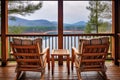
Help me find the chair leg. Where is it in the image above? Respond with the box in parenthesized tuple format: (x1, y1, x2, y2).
(102, 71, 108, 80)
(40, 70, 45, 80)
(98, 71, 108, 80)
(76, 68, 82, 80)
(15, 71, 22, 80)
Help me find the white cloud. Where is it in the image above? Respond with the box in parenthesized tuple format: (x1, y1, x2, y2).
(63, 1, 90, 23)
(13, 1, 90, 23)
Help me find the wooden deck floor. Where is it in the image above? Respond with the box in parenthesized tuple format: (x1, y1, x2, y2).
(0, 61, 120, 80)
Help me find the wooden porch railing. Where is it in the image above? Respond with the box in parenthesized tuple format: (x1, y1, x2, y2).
(0, 33, 114, 60)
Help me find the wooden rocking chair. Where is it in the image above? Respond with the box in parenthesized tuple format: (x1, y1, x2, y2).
(72, 37, 109, 80)
(10, 38, 50, 80)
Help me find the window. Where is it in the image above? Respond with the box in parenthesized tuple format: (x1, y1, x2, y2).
(63, 1, 112, 34)
(8, 1, 58, 34)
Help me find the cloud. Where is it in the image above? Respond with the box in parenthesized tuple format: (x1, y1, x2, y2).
(13, 1, 90, 23)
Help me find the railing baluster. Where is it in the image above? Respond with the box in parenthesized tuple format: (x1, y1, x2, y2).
(52, 36, 53, 50)
(66, 36, 67, 49)
(55, 37, 57, 49)
(71, 36, 72, 48)
(63, 36, 65, 49)
(7, 34, 113, 60)
(45, 36, 47, 48)
(68, 36, 69, 50)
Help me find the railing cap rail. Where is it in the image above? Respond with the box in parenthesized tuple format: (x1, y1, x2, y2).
(7, 33, 114, 37)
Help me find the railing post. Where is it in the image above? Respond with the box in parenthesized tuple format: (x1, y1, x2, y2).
(1, 0, 8, 66)
(58, 0, 63, 65)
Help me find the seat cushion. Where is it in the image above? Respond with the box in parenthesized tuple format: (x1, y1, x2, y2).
(13, 37, 42, 52)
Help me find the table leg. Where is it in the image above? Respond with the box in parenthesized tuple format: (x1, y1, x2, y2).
(47, 49, 50, 70)
(52, 55, 54, 75)
(67, 55, 70, 75)
(58, 55, 63, 65)
(71, 49, 74, 71)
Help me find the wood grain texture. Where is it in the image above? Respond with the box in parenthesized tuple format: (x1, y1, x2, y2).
(0, 62, 120, 80)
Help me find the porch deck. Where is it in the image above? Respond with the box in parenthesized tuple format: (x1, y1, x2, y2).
(0, 61, 120, 80)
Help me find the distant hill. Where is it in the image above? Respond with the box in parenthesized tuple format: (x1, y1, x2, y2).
(8, 16, 87, 27)
(8, 16, 55, 27)
(73, 21, 87, 26)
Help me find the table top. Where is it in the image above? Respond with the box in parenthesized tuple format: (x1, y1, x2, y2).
(51, 49, 69, 56)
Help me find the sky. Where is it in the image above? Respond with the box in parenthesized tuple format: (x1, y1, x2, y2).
(13, 1, 90, 24)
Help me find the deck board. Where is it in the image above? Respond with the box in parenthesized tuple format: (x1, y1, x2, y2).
(0, 61, 120, 80)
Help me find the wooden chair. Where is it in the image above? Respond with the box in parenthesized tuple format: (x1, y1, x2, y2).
(72, 37, 109, 80)
(10, 38, 50, 80)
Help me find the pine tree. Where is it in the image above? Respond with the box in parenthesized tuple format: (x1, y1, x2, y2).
(85, 1, 111, 33)
(0, 1, 42, 16)
(0, 1, 42, 34)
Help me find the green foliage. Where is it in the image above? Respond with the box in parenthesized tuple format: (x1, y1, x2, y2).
(0, 1, 42, 16)
(98, 22, 112, 33)
(101, 2, 112, 19)
(23, 26, 57, 33)
(0, 1, 42, 34)
(85, 21, 112, 34)
(86, 1, 111, 33)
(9, 26, 25, 34)
(8, 26, 57, 34)
(8, 26, 86, 34)
(8, 1, 42, 16)
(85, 23, 92, 33)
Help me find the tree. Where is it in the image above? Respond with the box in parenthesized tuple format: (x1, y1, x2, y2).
(101, 1, 112, 19)
(0, 1, 42, 34)
(9, 26, 25, 34)
(85, 23, 92, 33)
(85, 1, 111, 33)
(0, 1, 42, 16)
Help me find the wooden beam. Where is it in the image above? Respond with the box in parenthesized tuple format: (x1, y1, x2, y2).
(111, 0, 116, 64)
(58, 0, 63, 49)
(58, 0, 63, 65)
(114, 0, 120, 65)
(1, 0, 8, 66)
(117, 0, 120, 65)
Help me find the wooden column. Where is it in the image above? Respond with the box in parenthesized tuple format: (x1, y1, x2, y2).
(111, 0, 116, 64)
(117, 0, 120, 65)
(113, 0, 120, 65)
(58, 0, 63, 65)
(1, 0, 8, 66)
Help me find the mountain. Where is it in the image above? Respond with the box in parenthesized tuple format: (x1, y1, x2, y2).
(8, 16, 87, 27)
(8, 16, 55, 27)
(73, 21, 87, 26)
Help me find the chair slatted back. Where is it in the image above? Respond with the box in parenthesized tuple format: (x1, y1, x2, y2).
(80, 43, 109, 71)
(11, 42, 43, 68)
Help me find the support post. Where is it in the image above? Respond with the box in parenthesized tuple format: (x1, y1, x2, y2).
(1, 0, 8, 66)
(58, 0, 63, 65)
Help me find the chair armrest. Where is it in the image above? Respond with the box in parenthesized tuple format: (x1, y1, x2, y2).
(40, 47, 49, 55)
(72, 47, 82, 56)
(40, 47, 49, 60)
(41, 47, 50, 70)
(39, 47, 49, 68)
(72, 47, 81, 68)
(40, 47, 49, 61)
